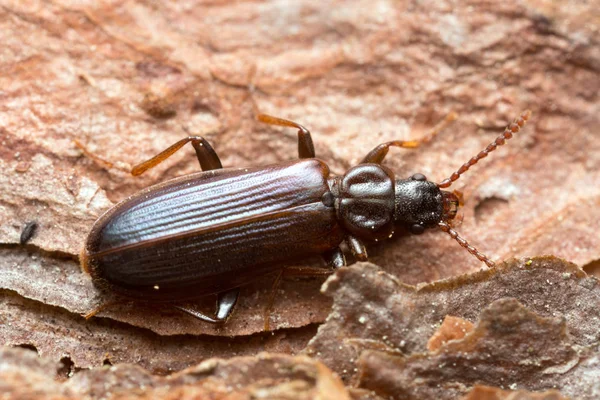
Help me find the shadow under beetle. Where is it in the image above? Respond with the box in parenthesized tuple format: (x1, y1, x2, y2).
(81, 110, 531, 325)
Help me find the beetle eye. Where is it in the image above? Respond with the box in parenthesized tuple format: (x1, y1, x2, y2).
(411, 173, 427, 181)
(410, 224, 425, 235)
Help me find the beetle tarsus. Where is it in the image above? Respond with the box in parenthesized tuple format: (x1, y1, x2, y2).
(257, 114, 316, 158)
(264, 270, 283, 331)
(73, 139, 131, 172)
(83, 300, 119, 319)
(174, 289, 239, 324)
(174, 305, 221, 324)
(360, 111, 457, 164)
(131, 135, 222, 176)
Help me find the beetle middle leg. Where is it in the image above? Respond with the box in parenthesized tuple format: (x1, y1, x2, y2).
(264, 248, 345, 331)
(360, 112, 457, 164)
(83, 299, 122, 319)
(131, 135, 222, 176)
(174, 288, 240, 324)
(323, 247, 346, 268)
(263, 269, 284, 331)
(263, 265, 336, 331)
(257, 114, 315, 158)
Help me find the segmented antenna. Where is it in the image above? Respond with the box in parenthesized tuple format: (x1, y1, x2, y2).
(438, 221, 495, 268)
(438, 110, 531, 189)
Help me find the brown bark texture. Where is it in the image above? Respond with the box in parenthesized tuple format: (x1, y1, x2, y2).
(305, 257, 600, 399)
(0, 0, 598, 398)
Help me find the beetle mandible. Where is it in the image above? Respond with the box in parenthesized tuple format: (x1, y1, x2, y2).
(81, 110, 531, 324)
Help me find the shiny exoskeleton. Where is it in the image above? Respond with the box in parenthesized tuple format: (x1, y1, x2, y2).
(81, 111, 531, 324)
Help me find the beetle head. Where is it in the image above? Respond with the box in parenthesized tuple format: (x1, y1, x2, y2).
(393, 110, 531, 267)
(393, 173, 447, 234)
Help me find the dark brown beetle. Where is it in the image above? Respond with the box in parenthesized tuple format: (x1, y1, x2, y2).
(81, 110, 531, 324)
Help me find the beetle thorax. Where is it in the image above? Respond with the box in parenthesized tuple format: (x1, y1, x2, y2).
(329, 164, 396, 241)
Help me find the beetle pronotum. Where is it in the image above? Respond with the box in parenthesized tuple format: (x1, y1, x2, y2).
(81, 110, 531, 325)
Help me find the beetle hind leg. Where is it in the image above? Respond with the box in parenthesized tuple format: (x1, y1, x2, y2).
(131, 134, 223, 176)
(174, 288, 240, 324)
(257, 114, 316, 159)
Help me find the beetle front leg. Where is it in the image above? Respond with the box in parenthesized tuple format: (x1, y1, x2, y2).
(360, 140, 419, 164)
(346, 236, 368, 261)
(132, 135, 222, 176)
(174, 288, 240, 324)
(360, 112, 457, 164)
(257, 114, 315, 159)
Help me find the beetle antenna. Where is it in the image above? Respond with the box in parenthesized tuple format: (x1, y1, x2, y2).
(438, 110, 531, 189)
(438, 221, 495, 268)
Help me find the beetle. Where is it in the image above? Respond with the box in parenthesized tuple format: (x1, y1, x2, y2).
(81, 110, 531, 324)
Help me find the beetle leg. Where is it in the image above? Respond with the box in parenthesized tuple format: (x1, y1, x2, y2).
(174, 288, 239, 324)
(73, 140, 128, 171)
(360, 112, 457, 164)
(83, 299, 121, 319)
(257, 114, 315, 158)
(322, 247, 346, 268)
(281, 266, 335, 277)
(174, 305, 221, 323)
(215, 288, 240, 320)
(264, 269, 284, 331)
(264, 266, 334, 331)
(131, 135, 222, 176)
(346, 235, 368, 261)
(360, 140, 419, 164)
